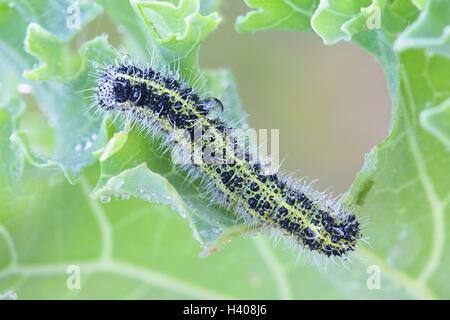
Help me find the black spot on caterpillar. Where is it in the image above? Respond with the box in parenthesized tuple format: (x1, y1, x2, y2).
(95, 62, 362, 258)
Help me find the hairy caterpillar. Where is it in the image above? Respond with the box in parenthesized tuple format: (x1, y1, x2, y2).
(94, 61, 362, 258)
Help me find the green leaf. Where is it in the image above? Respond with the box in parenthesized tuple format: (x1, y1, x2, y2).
(342, 44, 450, 299)
(311, 0, 420, 45)
(236, 0, 319, 33)
(0, 98, 26, 216)
(24, 28, 116, 182)
(0, 0, 101, 103)
(311, 0, 382, 45)
(96, 0, 151, 59)
(24, 23, 82, 82)
(0, 0, 114, 182)
(236, 0, 420, 44)
(412, 0, 426, 10)
(130, 0, 222, 76)
(395, 0, 450, 58)
(420, 97, 450, 150)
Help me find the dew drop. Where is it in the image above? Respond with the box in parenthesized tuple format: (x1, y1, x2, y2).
(84, 140, 93, 150)
(203, 97, 224, 120)
(99, 194, 111, 203)
(117, 25, 126, 34)
(10, 162, 23, 180)
(16, 83, 32, 94)
(109, 178, 124, 191)
(119, 193, 130, 201)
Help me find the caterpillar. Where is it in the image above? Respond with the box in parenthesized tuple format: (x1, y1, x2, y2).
(94, 61, 362, 258)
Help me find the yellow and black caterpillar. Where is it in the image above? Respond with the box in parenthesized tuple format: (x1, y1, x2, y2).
(95, 63, 362, 257)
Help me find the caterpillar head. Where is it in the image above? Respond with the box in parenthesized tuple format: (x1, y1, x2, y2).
(95, 66, 132, 112)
